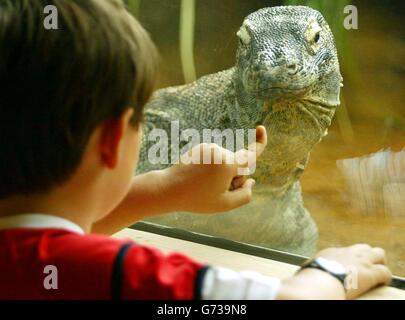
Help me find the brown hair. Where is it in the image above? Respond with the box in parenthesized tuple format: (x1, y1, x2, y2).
(0, 0, 158, 198)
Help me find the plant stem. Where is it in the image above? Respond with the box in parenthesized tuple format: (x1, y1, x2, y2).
(180, 0, 197, 83)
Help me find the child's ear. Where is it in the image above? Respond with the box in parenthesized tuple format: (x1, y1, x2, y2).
(99, 108, 134, 169)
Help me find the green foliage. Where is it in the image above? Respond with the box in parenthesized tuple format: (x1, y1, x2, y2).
(126, 0, 141, 17)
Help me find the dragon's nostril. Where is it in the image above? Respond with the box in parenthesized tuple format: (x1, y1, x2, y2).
(286, 63, 299, 75)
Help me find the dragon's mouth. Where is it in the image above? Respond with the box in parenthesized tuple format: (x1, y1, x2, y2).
(256, 83, 313, 95)
(255, 84, 314, 102)
(258, 84, 313, 93)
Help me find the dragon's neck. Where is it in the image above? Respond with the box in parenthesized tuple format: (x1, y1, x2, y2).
(227, 70, 265, 129)
(227, 69, 311, 195)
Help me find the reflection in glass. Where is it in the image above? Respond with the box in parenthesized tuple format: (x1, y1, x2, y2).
(337, 149, 405, 220)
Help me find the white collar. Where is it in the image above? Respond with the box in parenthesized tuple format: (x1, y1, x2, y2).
(0, 213, 85, 234)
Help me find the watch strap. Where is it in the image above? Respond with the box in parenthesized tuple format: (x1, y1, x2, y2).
(299, 259, 347, 287)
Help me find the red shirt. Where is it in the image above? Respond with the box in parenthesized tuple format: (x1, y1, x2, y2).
(0, 215, 206, 300)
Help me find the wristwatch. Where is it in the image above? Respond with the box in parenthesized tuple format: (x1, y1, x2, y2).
(299, 257, 347, 287)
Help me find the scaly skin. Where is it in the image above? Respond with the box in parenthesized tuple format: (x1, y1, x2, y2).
(136, 6, 342, 256)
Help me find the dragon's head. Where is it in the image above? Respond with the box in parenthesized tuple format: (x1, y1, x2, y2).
(234, 6, 343, 191)
(236, 6, 342, 105)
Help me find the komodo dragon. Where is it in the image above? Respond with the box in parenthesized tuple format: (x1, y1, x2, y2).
(136, 6, 343, 256)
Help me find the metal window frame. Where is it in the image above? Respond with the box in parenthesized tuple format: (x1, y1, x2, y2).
(131, 221, 405, 290)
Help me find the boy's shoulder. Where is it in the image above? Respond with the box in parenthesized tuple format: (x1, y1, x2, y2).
(0, 213, 131, 265)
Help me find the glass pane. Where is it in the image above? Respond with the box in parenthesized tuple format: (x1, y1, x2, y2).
(132, 0, 405, 277)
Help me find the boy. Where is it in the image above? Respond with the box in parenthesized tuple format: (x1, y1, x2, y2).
(0, 0, 391, 299)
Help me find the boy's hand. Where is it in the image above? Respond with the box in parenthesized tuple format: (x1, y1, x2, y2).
(278, 244, 392, 300)
(92, 127, 266, 234)
(162, 126, 267, 213)
(315, 244, 392, 299)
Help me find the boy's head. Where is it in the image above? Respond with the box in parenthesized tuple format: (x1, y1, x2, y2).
(0, 0, 157, 210)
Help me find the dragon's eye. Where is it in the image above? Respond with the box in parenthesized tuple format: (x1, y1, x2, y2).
(314, 32, 320, 43)
(236, 24, 251, 46)
(305, 20, 322, 52)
